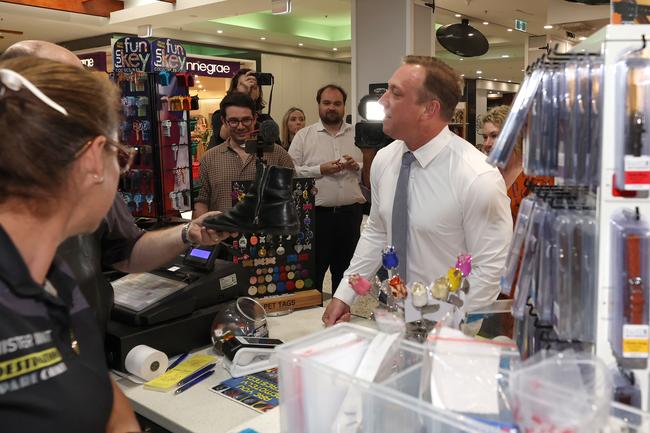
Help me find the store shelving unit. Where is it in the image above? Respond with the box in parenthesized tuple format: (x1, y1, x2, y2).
(576, 24, 650, 410)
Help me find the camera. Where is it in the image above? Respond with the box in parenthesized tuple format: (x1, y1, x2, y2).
(255, 72, 274, 86)
(354, 85, 393, 149)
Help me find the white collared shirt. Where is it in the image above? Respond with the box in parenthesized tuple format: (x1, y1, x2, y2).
(288, 121, 365, 207)
(334, 126, 513, 312)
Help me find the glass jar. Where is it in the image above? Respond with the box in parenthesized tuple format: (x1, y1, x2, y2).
(211, 297, 268, 354)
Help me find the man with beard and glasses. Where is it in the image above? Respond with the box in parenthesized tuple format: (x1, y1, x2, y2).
(289, 84, 365, 295)
(194, 92, 293, 216)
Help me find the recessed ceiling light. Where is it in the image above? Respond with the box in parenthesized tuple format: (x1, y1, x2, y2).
(198, 84, 203, 88)
(521, 68, 525, 72)
(260, 37, 266, 40)
(508, 80, 512, 82)
(478, 76, 482, 79)
(217, 30, 223, 34)
(460, 74, 465, 76)
(476, 70, 482, 74)
(298, 43, 303, 46)
(507, 28, 513, 32)
(501, 54, 510, 58)
(459, 58, 464, 61)
(483, 21, 489, 25)
(544, 25, 553, 29)
(455, 14, 461, 17)
(468, 33, 474, 37)
(579, 36, 587, 41)
(332, 47, 338, 51)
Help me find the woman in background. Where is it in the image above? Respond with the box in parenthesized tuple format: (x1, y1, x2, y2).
(0, 56, 139, 433)
(281, 107, 306, 149)
(481, 105, 553, 223)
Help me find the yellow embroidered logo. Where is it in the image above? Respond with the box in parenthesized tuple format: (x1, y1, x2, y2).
(0, 348, 62, 382)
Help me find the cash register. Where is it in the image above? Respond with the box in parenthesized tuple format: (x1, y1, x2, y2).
(105, 245, 247, 370)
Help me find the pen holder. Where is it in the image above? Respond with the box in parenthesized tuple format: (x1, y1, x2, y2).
(211, 297, 268, 355)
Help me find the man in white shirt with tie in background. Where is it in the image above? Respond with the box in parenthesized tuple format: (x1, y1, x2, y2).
(322, 56, 512, 327)
(289, 84, 365, 295)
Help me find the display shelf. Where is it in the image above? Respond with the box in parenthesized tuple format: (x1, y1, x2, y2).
(578, 24, 650, 411)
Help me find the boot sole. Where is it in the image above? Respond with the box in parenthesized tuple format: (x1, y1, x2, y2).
(203, 223, 300, 236)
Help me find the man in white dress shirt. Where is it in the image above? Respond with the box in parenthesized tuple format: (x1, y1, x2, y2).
(322, 56, 512, 326)
(288, 84, 365, 294)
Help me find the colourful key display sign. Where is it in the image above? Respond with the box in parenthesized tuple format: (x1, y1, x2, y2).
(151, 38, 186, 72)
(113, 37, 186, 73)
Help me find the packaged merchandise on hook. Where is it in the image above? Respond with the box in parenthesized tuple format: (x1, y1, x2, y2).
(502, 185, 598, 358)
(614, 41, 650, 191)
(488, 48, 603, 187)
(609, 207, 650, 369)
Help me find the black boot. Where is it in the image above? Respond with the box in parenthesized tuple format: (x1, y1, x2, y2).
(203, 162, 300, 235)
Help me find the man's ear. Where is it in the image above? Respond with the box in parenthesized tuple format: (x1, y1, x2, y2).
(76, 136, 108, 183)
(421, 99, 440, 120)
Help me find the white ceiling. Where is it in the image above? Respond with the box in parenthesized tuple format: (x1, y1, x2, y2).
(0, 0, 610, 83)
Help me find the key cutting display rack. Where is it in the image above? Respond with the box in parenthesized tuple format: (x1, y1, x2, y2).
(112, 37, 194, 221)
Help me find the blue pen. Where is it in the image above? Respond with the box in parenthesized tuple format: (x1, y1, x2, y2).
(176, 363, 217, 386)
(174, 369, 215, 395)
(166, 352, 189, 371)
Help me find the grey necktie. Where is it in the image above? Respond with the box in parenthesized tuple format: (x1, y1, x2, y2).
(391, 151, 416, 279)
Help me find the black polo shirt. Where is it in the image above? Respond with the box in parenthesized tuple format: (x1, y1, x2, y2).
(0, 226, 113, 433)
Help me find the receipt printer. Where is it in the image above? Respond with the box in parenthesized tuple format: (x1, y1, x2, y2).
(111, 245, 247, 326)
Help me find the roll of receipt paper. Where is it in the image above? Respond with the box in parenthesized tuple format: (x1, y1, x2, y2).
(124, 345, 169, 381)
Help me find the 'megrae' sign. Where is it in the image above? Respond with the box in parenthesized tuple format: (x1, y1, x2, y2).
(113, 37, 150, 72)
(186, 57, 240, 78)
(151, 39, 186, 72)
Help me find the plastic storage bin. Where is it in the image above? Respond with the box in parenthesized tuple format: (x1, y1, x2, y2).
(276, 323, 519, 433)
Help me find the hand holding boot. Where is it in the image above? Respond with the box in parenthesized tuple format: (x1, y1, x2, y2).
(188, 211, 238, 245)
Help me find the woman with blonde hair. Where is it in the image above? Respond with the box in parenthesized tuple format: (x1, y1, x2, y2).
(0, 56, 139, 433)
(281, 106, 306, 149)
(481, 105, 553, 222)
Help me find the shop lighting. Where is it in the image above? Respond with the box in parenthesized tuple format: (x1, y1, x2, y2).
(544, 25, 553, 29)
(507, 28, 513, 32)
(501, 54, 510, 58)
(298, 43, 303, 46)
(332, 47, 338, 51)
(483, 21, 489, 25)
(217, 30, 223, 34)
(476, 70, 482, 74)
(455, 14, 461, 17)
(260, 37, 266, 40)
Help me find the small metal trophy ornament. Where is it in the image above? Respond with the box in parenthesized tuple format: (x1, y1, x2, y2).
(348, 247, 473, 339)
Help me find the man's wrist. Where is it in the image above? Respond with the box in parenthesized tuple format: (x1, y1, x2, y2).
(181, 222, 199, 247)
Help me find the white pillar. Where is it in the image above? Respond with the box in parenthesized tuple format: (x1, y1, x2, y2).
(351, 0, 433, 122)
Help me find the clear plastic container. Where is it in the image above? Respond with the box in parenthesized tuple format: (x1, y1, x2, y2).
(277, 323, 520, 433)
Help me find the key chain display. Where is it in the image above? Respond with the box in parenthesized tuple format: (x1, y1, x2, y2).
(227, 178, 316, 299)
(111, 37, 194, 219)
